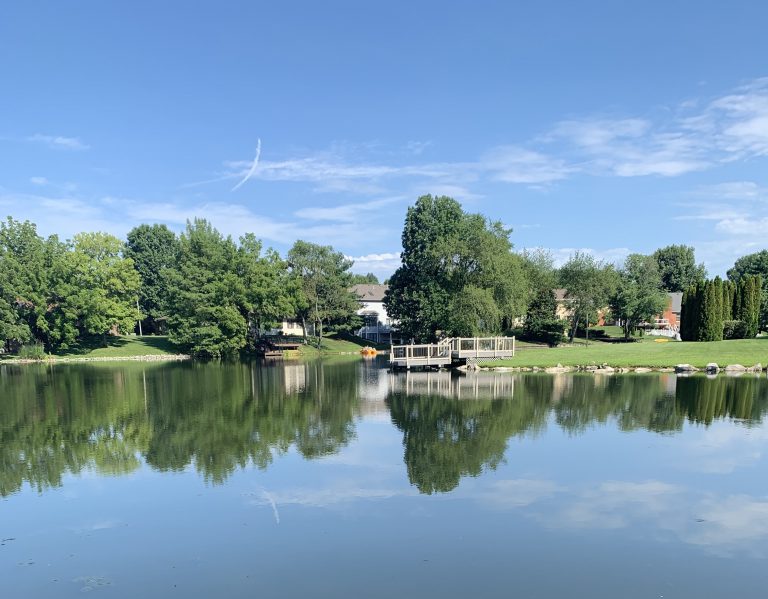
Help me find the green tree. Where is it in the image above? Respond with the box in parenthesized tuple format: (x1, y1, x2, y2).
(652, 244, 707, 292)
(385, 195, 528, 341)
(238, 234, 302, 340)
(0, 218, 64, 351)
(610, 254, 668, 339)
(286, 240, 358, 345)
(350, 272, 380, 284)
(47, 232, 140, 348)
(164, 219, 248, 357)
(125, 224, 180, 334)
(558, 251, 617, 341)
(728, 250, 768, 330)
(735, 275, 761, 338)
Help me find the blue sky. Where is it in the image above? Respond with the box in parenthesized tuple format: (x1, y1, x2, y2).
(2, 1, 768, 277)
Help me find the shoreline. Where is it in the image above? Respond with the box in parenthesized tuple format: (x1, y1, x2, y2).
(3, 354, 192, 365)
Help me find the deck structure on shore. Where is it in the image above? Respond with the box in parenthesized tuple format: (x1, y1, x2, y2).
(389, 337, 515, 369)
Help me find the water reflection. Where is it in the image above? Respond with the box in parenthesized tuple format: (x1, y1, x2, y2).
(0, 360, 360, 496)
(2, 361, 768, 498)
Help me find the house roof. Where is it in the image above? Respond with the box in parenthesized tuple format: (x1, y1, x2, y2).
(669, 291, 683, 313)
(352, 284, 389, 302)
(554, 288, 568, 301)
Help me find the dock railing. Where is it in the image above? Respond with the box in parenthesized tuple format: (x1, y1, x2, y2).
(390, 336, 515, 369)
(450, 336, 516, 358)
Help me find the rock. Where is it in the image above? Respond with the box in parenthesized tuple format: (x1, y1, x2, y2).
(749, 363, 763, 372)
(634, 367, 652, 373)
(584, 365, 599, 372)
(675, 364, 698, 373)
(594, 366, 615, 375)
(545, 364, 571, 373)
(724, 364, 746, 372)
(705, 363, 719, 374)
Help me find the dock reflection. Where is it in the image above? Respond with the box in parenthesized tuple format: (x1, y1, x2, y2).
(388, 370, 515, 400)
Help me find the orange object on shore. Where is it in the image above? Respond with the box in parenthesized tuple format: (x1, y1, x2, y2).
(360, 347, 378, 356)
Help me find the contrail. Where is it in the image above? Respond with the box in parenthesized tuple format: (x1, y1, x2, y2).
(262, 490, 280, 524)
(231, 138, 261, 191)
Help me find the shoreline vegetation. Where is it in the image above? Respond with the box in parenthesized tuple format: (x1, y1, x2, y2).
(0, 333, 385, 365)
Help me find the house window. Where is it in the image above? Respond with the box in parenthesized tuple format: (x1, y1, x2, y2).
(363, 312, 379, 328)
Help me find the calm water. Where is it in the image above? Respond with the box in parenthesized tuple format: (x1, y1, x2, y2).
(2, 359, 768, 598)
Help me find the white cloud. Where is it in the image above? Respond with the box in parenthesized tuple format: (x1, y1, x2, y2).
(482, 146, 575, 184)
(405, 140, 432, 155)
(479, 479, 562, 508)
(541, 246, 632, 267)
(346, 252, 401, 276)
(715, 217, 768, 236)
(29, 176, 48, 186)
(27, 133, 90, 150)
(294, 196, 404, 222)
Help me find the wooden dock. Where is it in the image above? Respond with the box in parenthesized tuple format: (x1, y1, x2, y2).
(389, 337, 515, 369)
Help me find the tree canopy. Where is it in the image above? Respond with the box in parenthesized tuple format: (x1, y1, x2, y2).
(653, 245, 707, 292)
(558, 251, 617, 340)
(610, 254, 668, 339)
(384, 195, 528, 341)
(125, 223, 179, 333)
(287, 240, 358, 344)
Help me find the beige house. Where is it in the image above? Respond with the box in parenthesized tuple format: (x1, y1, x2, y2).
(554, 289, 610, 325)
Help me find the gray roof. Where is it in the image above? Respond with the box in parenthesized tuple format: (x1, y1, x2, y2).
(668, 292, 683, 313)
(352, 284, 389, 302)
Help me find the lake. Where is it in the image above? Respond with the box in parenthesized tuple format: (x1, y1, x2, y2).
(2, 358, 768, 598)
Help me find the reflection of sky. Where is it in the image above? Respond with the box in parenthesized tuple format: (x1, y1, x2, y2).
(4, 368, 768, 598)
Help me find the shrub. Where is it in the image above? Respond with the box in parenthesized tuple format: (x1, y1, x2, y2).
(18, 343, 46, 360)
(723, 320, 748, 340)
(523, 318, 566, 347)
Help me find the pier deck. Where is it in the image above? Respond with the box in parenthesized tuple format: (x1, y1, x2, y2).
(390, 337, 515, 369)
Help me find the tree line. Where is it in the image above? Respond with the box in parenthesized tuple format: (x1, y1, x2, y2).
(383, 196, 719, 344)
(680, 276, 762, 341)
(3, 194, 768, 355)
(0, 217, 361, 357)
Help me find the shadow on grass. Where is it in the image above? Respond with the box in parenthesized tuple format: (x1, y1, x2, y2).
(55, 335, 178, 356)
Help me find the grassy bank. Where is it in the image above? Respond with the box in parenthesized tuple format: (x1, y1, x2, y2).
(484, 337, 768, 369)
(54, 335, 181, 358)
(0, 336, 185, 363)
(297, 332, 385, 357)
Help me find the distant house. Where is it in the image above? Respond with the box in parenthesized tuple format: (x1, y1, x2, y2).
(352, 284, 401, 344)
(652, 292, 683, 331)
(553, 288, 608, 326)
(264, 318, 307, 337)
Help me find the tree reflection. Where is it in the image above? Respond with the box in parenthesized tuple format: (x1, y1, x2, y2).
(0, 360, 360, 496)
(387, 376, 549, 494)
(4, 363, 768, 498)
(388, 372, 768, 493)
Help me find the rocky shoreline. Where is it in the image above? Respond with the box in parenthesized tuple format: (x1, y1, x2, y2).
(478, 362, 765, 375)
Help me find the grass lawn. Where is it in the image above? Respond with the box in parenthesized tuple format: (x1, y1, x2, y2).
(53, 335, 181, 358)
(297, 332, 382, 356)
(485, 337, 768, 368)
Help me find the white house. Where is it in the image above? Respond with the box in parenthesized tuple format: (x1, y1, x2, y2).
(352, 284, 400, 344)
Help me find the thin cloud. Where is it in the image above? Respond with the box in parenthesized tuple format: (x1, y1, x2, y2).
(27, 133, 90, 150)
(231, 138, 261, 191)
